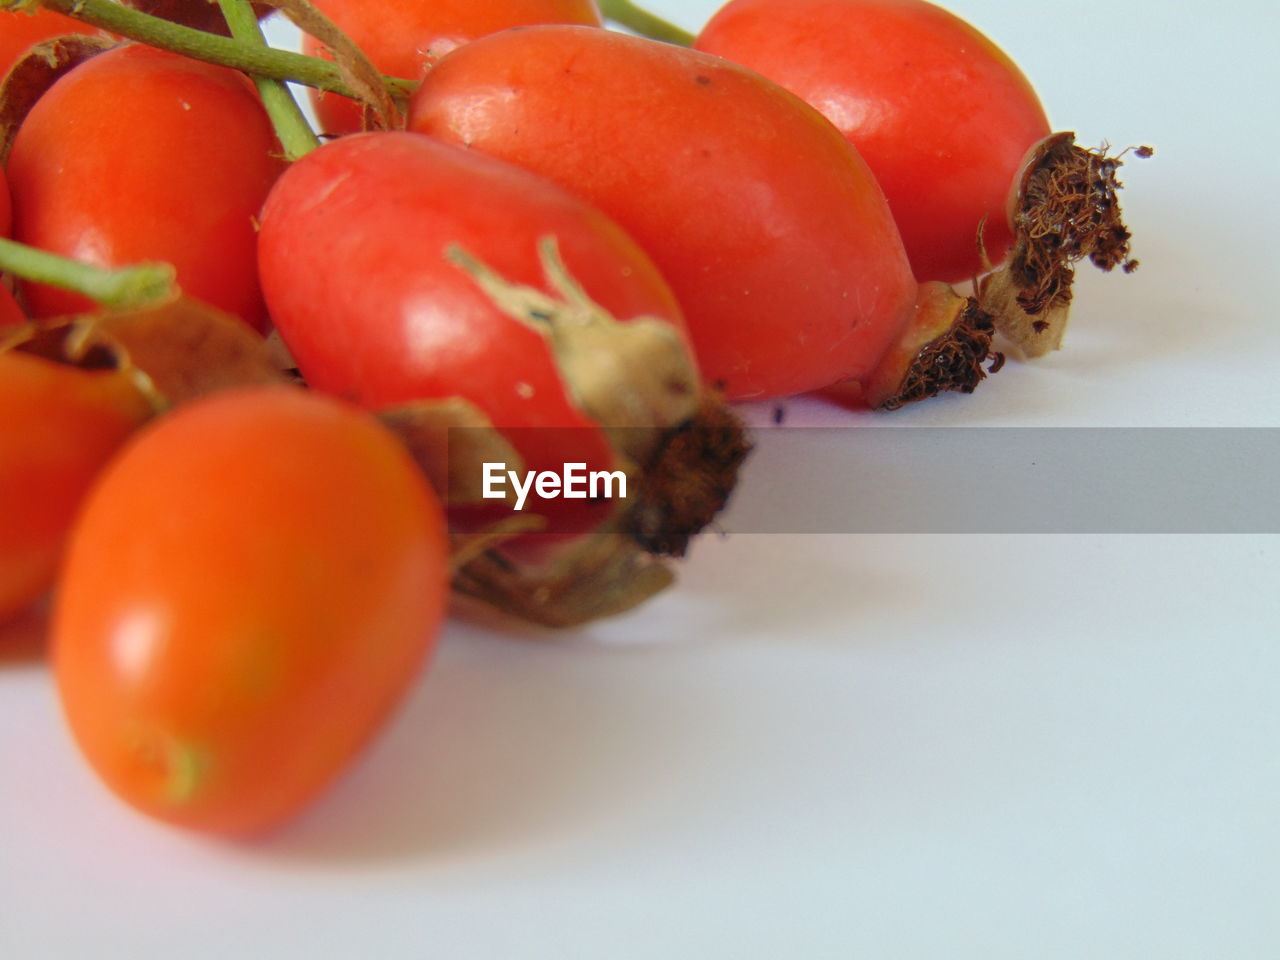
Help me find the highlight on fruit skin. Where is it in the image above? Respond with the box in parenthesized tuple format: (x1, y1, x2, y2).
(255, 128, 749, 625)
(407, 24, 921, 403)
(693, 0, 1054, 285)
(693, 0, 1150, 367)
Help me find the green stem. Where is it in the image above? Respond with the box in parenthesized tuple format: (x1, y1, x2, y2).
(217, 0, 319, 160)
(8, 0, 415, 101)
(597, 0, 695, 46)
(0, 237, 177, 310)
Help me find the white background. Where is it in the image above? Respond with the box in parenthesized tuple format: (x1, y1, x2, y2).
(3, 2, 1278, 957)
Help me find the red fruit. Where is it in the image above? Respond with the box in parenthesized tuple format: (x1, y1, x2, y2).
(409, 25, 918, 401)
(7, 45, 283, 329)
(301, 0, 602, 135)
(54, 385, 449, 834)
(258, 131, 688, 534)
(695, 0, 1051, 284)
(0, 9, 100, 79)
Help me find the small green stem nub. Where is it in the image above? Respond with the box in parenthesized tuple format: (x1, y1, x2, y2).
(0, 237, 177, 310)
(6, 0, 415, 101)
(597, 0, 695, 46)
(217, 0, 319, 160)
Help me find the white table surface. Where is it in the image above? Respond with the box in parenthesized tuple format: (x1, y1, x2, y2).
(3, 2, 1277, 957)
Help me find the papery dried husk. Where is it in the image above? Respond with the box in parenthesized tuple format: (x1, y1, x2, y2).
(447, 238, 702, 464)
(1, 295, 287, 411)
(453, 529, 676, 629)
(378, 397, 526, 507)
(0, 33, 117, 164)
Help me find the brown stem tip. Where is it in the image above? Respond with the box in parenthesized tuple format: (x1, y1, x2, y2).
(982, 132, 1152, 357)
(625, 394, 752, 557)
(880, 302, 996, 411)
(861, 282, 998, 412)
(0, 35, 118, 165)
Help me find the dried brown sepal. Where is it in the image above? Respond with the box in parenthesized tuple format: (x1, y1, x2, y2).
(880, 304, 995, 411)
(449, 515, 547, 572)
(0, 34, 117, 164)
(980, 131, 1145, 358)
(862, 282, 998, 411)
(2, 296, 287, 411)
(265, 0, 401, 129)
(444, 238, 748, 626)
(377, 397, 526, 506)
(626, 393, 751, 557)
(452, 534, 676, 629)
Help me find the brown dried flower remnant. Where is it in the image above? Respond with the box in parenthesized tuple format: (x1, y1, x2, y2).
(627, 394, 752, 557)
(877, 299, 997, 411)
(441, 238, 750, 626)
(981, 132, 1152, 357)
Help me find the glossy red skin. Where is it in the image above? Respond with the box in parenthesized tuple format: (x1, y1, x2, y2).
(696, 0, 1051, 284)
(303, 0, 602, 136)
(7, 45, 283, 330)
(54, 386, 449, 835)
(409, 26, 917, 401)
(258, 131, 686, 533)
(0, 10, 100, 79)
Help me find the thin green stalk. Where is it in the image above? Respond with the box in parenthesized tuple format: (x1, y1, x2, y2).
(597, 0, 695, 46)
(3, 0, 415, 101)
(0, 237, 176, 309)
(216, 0, 319, 160)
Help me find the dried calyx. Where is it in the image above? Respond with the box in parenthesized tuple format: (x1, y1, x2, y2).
(437, 238, 751, 627)
(0, 298, 287, 412)
(263, 0, 402, 129)
(625, 393, 750, 557)
(980, 132, 1151, 358)
(0, 34, 118, 165)
(885, 305, 995, 410)
(860, 282, 999, 411)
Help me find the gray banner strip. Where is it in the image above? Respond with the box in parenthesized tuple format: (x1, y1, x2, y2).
(719, 428, 1279, 533)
